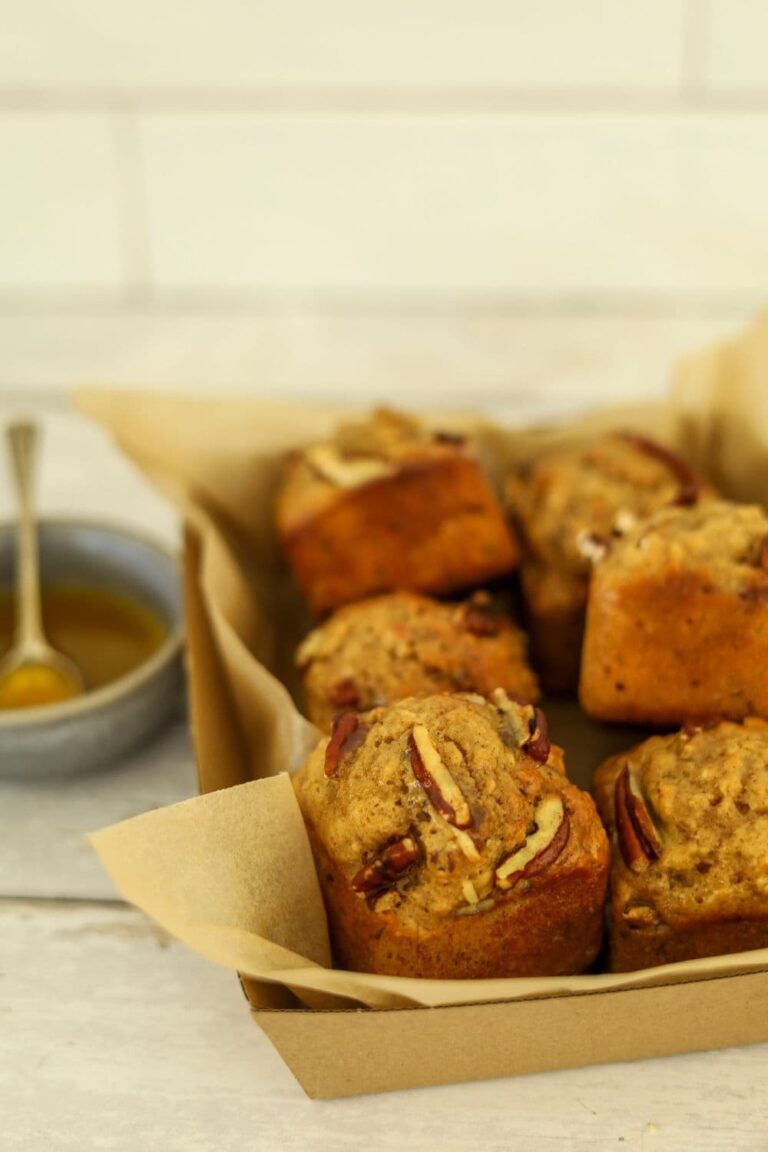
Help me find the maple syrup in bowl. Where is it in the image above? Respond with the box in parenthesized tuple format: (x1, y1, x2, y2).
(0, 520, 183, 776)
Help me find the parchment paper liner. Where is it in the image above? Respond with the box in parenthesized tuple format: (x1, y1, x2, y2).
(84, 313, 768, 1011)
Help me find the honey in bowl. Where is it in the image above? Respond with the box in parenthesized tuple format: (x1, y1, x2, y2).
(0, 585, 168, 710)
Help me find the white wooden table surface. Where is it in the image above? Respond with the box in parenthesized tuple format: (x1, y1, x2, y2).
(2, 394, 768, 1151)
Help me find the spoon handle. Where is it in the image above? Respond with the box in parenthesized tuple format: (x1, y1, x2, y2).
(6, 422, 46, 652)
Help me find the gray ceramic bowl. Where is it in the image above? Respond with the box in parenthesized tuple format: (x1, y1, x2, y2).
(0, 519, 183, 778)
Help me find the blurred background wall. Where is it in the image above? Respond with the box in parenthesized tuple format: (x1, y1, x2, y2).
(1, 1, 767, 410)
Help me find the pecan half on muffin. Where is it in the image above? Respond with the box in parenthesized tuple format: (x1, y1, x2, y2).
(293, 692, 609, 979)
(296, 590, 539, 731)
(580, 500, 768, 725)
(276, 408, 519, 617)
(505, 431, 711, 694)
(593, 719, 768, 971)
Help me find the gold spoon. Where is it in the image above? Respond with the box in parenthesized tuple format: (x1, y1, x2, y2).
(0, 422, 84, 709)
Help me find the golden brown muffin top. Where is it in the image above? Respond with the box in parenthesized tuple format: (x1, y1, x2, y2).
(296, 590, 539, 731)
(506, 431, 709, 577)
(293, 692, 606, 932)
(593, 719, 768, 929)
(276, 408, 474, 529)
(594, 500, 768, 591)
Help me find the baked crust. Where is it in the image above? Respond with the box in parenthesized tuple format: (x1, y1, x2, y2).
(297, 590, 539, 731)
(276, 410, 518, 617)
(293, 693, 609, 979)
(506, 432, 710, 694)
(593, 720, 768, 972)
(580, 501, 768, 724)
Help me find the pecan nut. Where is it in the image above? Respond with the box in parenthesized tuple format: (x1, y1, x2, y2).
(462, 591, 502, 637)
(495, 795, 569, 889)
(433, 430, 466, 448)
(620, 431, 701, 507)
(305, 444, 396, 489)
(491, 690, 551, 763)
(351, 836, 420, 897)
(615, 764, 662, 872)
(324, 712, 364, 778)
(523, 706, 551, 763)
(409, 724, 472, 828)
(329, 676, 361, 710)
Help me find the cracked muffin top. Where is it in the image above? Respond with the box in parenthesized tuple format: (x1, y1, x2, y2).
(277, 407, 474, 530)
(593, 500, 768, 591)
(296, 590, 540, 731)
(593, 719, 768, 929)
(506, 431, 710, 577)
(293, 692, 607, 932)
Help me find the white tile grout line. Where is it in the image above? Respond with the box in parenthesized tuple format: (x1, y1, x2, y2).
(0, 294, 760, 320)
(2, 87, 768, 114)
(110, 114, 153, 300)
(684, 0, 711, 95)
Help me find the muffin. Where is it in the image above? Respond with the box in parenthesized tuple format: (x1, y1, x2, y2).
(505, 431, 711, 694)
(580, 500, 768, 725)
(293, 692, 609, 979)
(296, 590, 540, 731)
(593, 720, 768, 972)
(276, 408, 519, 617)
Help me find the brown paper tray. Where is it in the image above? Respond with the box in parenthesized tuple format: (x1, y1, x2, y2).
(183, 529, 768, 1099)
(254, 973, 768, 1099)
(84, 317, 768, 1097)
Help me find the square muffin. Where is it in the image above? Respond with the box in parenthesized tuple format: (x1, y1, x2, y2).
(593, 720, 768, 971)
(276, 408, 519, 617)
(580, 500, 768, 725)
(296, 590, 539, 731)
(294, 692, 609, 979)
(505, 431, 710, 694)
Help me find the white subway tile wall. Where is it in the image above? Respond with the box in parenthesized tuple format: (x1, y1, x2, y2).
(704, 0, 768, 91)
(1, 1, 687, 93)
(140, 112, 768, 296)
(0, 115, 123, 291)
(0, 2, 766, 403)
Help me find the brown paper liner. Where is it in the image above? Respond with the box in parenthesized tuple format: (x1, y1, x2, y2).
(81, 313, 768, 1011)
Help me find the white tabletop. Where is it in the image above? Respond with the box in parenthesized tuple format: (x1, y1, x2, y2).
(2, 394, 768, 1150)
